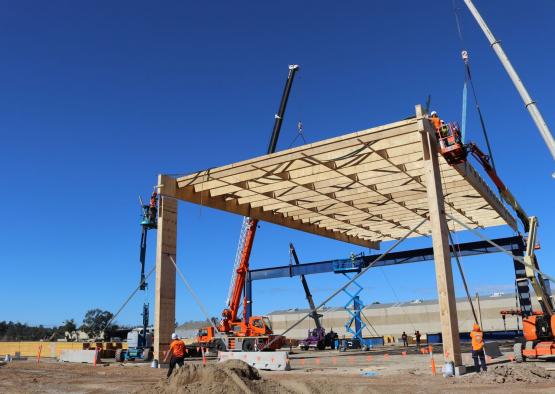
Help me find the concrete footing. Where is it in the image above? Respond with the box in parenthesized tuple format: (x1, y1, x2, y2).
(454, 365, 467, 376)
(59, 350, 100, 364)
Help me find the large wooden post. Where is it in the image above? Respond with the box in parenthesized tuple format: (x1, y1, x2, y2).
(417, 105, 463, 367)
(154, 175, 178, 362)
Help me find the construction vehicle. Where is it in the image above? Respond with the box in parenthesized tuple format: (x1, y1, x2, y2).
(114, 193, 158, 362)
(511, 217, 555, 362)
(197, 65, 299, 352)
(290, 243, 337, 350)
(432, 118, 529, 232)
(115, 303, 153, 362)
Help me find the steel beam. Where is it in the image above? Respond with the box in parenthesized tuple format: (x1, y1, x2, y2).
(248, 236, 522, 281)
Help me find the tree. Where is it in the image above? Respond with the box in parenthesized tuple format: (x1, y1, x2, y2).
(80, 309, 117, 339)
(0, 321, 55, 341)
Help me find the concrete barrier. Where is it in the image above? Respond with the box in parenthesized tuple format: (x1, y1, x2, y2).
(0, 342, 127, 358)
(218, 351, 290, 371)
(59, 350, 101, 364)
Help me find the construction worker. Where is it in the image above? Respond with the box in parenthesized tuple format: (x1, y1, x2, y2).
(430, 111, 442, 131)
(163, 333, 186, 378)
(414, 330, 421, 351)
(149, 190, 157, 224)
(470, 323, 487, 373)
(401, 331, 408, 347)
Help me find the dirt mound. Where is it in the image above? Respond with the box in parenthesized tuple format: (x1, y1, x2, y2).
(459, 363, 554, 384)
(154, 360, 289, 394)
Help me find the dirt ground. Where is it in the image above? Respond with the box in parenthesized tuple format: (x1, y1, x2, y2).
(2, 343, 555, 393)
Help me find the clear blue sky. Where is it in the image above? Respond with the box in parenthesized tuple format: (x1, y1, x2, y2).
(1, 0, 554, 328)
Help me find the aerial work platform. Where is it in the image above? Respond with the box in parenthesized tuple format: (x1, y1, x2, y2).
(153, 105, 518, 368)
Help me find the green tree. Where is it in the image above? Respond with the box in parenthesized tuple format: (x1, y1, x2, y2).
(80, 309, 117, 339)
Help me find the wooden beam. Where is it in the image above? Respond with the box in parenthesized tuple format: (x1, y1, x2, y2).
(418, 105, 462, 367)
(161, 178, 380, 249)
(451, 161, 517, 231)
(154, 174, 178, 363)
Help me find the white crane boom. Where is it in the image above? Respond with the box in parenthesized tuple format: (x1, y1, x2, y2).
(463, 0, 555, 165)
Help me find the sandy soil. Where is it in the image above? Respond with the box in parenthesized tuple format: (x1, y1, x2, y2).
(1, 344, 555, 393)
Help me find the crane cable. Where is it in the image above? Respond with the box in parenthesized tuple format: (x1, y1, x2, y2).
(377, 267, 416, 331)
(438, 150, 479, 326)
(97, 266, 155, 336)
(448, 232, 479, 325)
(452, 0, 497, 171)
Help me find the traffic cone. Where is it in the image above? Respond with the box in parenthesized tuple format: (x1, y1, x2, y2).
(37, 345, 43, 365)
(431, 357, 436, 376)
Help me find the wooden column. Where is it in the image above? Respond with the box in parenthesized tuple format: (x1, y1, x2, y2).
(154, 175, 178, 362)
(417, 105, 462, 366)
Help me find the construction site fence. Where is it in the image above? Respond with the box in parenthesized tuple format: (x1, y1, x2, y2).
(0, 341, 128, 358)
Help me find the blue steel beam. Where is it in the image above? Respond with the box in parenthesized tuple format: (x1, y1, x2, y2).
(248, 236, 522, 281)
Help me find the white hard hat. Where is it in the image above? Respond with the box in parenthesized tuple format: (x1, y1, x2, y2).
(171, 333, 178, 340)
(430, 110, 438, 116)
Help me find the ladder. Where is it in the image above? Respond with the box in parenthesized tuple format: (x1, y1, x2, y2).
(226, 216, 250, 307)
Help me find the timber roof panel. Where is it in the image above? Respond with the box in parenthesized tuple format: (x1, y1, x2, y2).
(167, 113, 516, 249)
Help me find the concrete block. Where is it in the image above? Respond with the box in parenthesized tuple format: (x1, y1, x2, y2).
(59, 350, 100, 364)
(454, 365, 467, 376)
(218, 351, 290, 371)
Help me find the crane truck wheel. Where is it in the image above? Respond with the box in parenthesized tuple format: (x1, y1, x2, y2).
(513, 342, 524, 363)
(242, 339, 255, 352)
(317, 340, 325, 350)
(214, 339, 226, 352)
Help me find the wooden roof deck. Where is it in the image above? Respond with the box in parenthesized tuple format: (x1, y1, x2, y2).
(164, 109, 516, 249)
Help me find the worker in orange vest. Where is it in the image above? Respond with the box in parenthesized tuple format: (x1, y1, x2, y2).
(149, 190, 158, 224)
(163, 333, 186, 378)
(430, 111, 442, 130)
(470, 323, 487, 373)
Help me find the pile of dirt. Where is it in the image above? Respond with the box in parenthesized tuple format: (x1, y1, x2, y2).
(154, 360, 289, 394)
(458, 363, 554, 384)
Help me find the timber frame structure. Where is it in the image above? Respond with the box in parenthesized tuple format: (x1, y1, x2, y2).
(153, 105, 518, 367)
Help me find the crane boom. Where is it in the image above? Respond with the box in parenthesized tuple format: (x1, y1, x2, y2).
(466, 142, 529, 232)
(463, 0, 555, 164)
(221, 65, 300, 329)
(290, 243, 322, 329)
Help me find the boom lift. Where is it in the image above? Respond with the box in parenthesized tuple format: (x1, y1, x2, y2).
(432, 121, 529, 232)
(291, 244, 337, 351)
(514, 217, 555, 362)
(197, 65, 299, 352)
(432, 118, 555, 360)
(115, 193, 157, 362)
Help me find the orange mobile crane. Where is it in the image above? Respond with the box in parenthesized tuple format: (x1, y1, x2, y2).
(197, 65, 299, 352)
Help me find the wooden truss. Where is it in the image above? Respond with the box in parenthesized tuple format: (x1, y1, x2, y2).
(163, 109, 516, 249)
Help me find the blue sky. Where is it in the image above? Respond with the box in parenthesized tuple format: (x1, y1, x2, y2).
(1, 0, 554, 328)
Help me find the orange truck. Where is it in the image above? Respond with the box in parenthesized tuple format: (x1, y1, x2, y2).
(196, 316, 284, 352)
